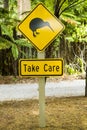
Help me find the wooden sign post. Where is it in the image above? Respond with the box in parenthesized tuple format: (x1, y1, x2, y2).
(38, 51, 46, 127)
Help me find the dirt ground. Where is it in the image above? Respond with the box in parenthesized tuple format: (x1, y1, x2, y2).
(0, 97, 87, 130)
(0, 74, 86, 129)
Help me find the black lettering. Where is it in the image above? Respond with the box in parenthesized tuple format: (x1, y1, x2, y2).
(36, 66, 39, 72)
(24, 64, 27, 72)
(56, 66, 59, 71)
(49, 65, 52, 72)
(44, 64, 48, 72)
(52, 66, 55, 71)
(32, 65, 36, 71)
(28, 66, 31, 72)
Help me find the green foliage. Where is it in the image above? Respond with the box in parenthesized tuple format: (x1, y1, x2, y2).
(58, 0, 87, 44)
(0, 0, 31, 60)
(74, 25, 87, 42)
(11, 44, 18, 60)
(65, 64, 76, 75)
(31, 0, 54, 12)
(0, 37, 12, 50)
(44, 0, 54, 12)
(59, 0, 87, 18)
(31, 0, 41, 9)
(0, 7, 8, 19)
(0, 0, 18, 26)
(65, 24, 87, 43)
(15, 39, 32, 48)
(1, 25, 13, 40)
(65, 57, 85, 75)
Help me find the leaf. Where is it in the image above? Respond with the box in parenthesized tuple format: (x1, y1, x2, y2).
(11, 44, 18, 60)
(65, 37, 74, 42)
(0, 37, 12, 50)
(0, 7, 8, 14)
(15, 39, 32, 48)
(1, 25, 14, 41)
(63, 12, 76, 18)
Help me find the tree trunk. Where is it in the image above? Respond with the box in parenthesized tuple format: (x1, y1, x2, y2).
(4, 0, 9, 9)
(0, 26, 2, 36)
(85, 66, 87, 96)
(17, 0, 31, 20)
(16, 0, 31, 76)
(85, 47, 87, 96)
(2, 0, 9, 75)
(54, 0, 60, 18)
(46, 0, 63, 58)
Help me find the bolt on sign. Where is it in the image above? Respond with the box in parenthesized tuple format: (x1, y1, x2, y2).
(18, 3, 65, 51)
(19, 59, 63, 77)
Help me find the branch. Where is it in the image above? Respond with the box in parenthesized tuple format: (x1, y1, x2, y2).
(59, 0, 86, 16)
(59, 0, 78, 16)
(54, 0, 60, 17)
(58, 0, 66, 12)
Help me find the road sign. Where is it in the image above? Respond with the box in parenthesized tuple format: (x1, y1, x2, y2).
(19, 59, 63, 76)
(18, 3, 64, 51)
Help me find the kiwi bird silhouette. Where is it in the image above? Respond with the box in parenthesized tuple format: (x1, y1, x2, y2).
(29, 18, 54, 37)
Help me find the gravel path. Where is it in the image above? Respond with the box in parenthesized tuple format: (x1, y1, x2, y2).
(0, 79, 85, 101)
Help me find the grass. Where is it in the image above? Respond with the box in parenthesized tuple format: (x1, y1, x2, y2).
(0, 97, 87, 130)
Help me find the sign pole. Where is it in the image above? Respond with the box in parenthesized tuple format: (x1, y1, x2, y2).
(38, 51, 46, 127)
(85, 65, 87, 96)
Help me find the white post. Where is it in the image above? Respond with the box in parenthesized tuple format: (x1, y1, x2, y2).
(38, 51, 46, 127)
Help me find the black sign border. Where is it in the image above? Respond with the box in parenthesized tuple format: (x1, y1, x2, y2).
(19, 59, 63, 77)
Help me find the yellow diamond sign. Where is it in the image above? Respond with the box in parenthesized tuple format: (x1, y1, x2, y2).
(18, 3, 65, 51)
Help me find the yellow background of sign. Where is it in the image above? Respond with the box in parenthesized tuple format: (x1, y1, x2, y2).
(18, 3, 64, 51)
(19, 59, 63, 76)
